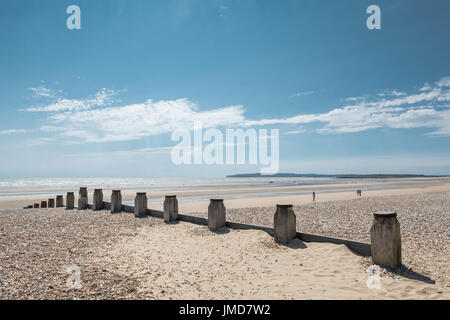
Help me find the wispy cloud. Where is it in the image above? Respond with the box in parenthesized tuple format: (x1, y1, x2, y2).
(245, 77, 450, 135)
(24, 88, 119, 112)
(25, 137, 58, 146)
(63, 146, 173, 158)
(0, 129, 29, 135)
(378, 90, 406, 97)
(20, 76, 450, 144)
(283, 128, 307, 135)
(288, 91, 316, 99)
(28, 86, 57, 99)
(420, 84, 432, 91)
(36, 98, 245, 143)
(436, 76, 450, 88)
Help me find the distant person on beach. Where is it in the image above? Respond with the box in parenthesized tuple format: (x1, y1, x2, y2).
(312, 192, 316, 202)
(357, 189, 362, 196)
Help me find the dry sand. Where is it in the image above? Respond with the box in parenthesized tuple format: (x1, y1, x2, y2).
(99, 222, 449, 300)
(188, 191, 450, 287)
(0, 207, 448, 300)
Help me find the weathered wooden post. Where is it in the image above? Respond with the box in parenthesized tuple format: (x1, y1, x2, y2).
(208, 199, 226, 231)
(370, 211, 402, 269)
(164, 195, 179, 223)
(78, 187, 88, 210)
(66, 192, 74, 210)
(274, 204, 297, 245)
(111, 190, 122, 214)
(33, 203, 39, 208)
(56, 195, 64, 207)
(41, 200, 47, 208)
(48, 198, 55, 208)
(134, 192, 148, 218)
(93, 189, 104, 211)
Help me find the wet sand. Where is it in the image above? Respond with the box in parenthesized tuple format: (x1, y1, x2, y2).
(1, 177, 450, 211)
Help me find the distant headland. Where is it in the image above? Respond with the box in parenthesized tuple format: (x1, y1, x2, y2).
(226, 173, 446, 179)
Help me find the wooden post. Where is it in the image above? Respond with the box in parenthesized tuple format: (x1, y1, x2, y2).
(41, 200, 47, 208)
(134, 192, 148, 218)
(111, 190, 122, 213)
(56, 195, 64, 207)
(93, 189, 104, 211)
(66, 192, 74, 210)
(78, 187, 88, 210)
(370, 211, 402, 269)
(48, 198, 55, 208)
(274, 204, 297, 245)
(33, 203, 39, 208)
(208, 199, 226, 231)
(164, 195, 178, 223)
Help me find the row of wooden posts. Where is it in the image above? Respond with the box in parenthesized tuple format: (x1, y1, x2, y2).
(24, 195, 65, 209)
(27, 187, 402, 269)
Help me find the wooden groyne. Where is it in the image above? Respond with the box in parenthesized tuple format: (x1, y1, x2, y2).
(23, 187, 397, 260)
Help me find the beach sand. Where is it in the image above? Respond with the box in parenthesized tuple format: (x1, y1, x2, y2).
(187, 191, 450, 287)
(0, 178, 448, 299)
(101, 221, 449, 300)
(2, 177, 450, 211)
(172, 180, 450, 213)
(0, 207, 448, 300)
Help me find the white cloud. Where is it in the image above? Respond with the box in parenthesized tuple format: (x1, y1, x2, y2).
(245, 77, 450, 135)
(22, 76, 450, 144)
(39, 125, 66, 132)
(45, 98, 244, 143)
(436, 76, 450, 88)
(288, 91, 315, 99)
(420, 84, 432, 91)
(24, 88, 118, 112)
(0, 129, 28, 135)
(390, 90, 405, 96)
(284, 129, 307, 135)
(63, 146, 173, 158)
(25, 137, 58, 146)
(378, 90, 405, 97)
(29, 86, 57, 98)
(344, 97, 364, 102)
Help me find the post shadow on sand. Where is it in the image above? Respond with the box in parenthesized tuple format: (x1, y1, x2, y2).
(164, 220, 180, 225)
(211, 227, 231, 235)
(272, 234, 307, 249)
(387, 264, 436, 284)
(286, 238, 308, 249)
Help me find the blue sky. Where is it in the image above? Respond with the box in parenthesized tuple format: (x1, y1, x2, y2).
(1, 0, 450, 178)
